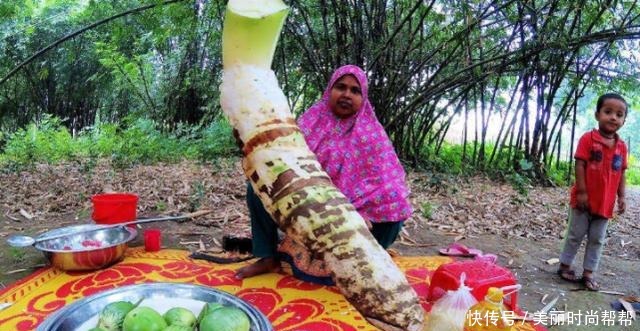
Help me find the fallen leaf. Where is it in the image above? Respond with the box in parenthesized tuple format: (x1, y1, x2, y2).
(599, 290, 626, 296)
(622, 296, 640, 303)
(212, 237, 222, 247)
(4, 212, 19, 221)
(545, 258, 560, 265)
(19, 209, 33, 220)
(179, 241, 201, 245)
(540, 293, 548, 304)
(5, 269, 29, 275)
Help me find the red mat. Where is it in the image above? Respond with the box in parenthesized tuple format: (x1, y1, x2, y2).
(0, 248, 545, 330)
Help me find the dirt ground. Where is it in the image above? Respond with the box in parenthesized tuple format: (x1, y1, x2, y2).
(1, 160, 638, 330)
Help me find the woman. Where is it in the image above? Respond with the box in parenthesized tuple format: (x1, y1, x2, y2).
(235, 65, 412, 283)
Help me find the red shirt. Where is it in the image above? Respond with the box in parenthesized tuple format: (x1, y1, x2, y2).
(570, 129, 627, 218)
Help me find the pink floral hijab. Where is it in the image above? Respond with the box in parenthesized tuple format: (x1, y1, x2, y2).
(297, 65, 412, 222)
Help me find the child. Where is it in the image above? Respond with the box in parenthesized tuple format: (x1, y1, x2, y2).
(558, 93, 628, 291)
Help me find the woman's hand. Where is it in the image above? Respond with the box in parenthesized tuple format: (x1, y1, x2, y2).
(576, 191, 589, 211)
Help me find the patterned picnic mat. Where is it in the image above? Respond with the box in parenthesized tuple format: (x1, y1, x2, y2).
(0, 248, 545, 331)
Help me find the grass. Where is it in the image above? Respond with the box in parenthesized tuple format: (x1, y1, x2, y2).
(0, 115, 239, 170)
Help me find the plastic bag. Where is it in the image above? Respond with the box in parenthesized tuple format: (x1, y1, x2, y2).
(426, 273, 478, 331)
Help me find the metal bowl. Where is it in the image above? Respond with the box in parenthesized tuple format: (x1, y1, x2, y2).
(34, 225, 137, 271)
(37, 282, 273, 331)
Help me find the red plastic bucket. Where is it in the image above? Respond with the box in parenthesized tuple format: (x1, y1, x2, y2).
(91, 193, 138, 224)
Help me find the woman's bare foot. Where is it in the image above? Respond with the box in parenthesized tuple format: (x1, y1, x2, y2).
(235, 257, 281, 279)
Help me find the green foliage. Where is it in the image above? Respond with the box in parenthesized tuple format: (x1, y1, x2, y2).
(188, 181, 205, 212)
(420, 201, 436, 219)
(9, 247, 26, 263)
(109, 117, 185, 168)
(420, 143, 471, 175)
(547, 161, 571, 187)
(506, 172, 531, 197)
(627, 154, 640, 186)
(419, 140, 568, 192)
(2, 115, 77, 166)
(195, 120, 238, 161)
(0, 115, 238, 169)
(627, 167, 640, 187)
(154, 200, 167, 212)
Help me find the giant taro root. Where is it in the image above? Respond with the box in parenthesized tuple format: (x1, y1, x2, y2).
(219, 1, 425, 330)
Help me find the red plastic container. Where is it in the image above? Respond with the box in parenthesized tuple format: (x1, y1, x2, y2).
(91, 193, 138, 224)
(144, 228, 162, 252)
(428, 260, 519, 310)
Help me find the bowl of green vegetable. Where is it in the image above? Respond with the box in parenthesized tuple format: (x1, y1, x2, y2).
(36, 282, 272, 331)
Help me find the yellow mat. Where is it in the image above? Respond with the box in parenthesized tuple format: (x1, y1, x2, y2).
(0, 248, 543, 330)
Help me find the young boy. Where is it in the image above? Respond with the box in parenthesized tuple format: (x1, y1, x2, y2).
(557, 93, 628, 291)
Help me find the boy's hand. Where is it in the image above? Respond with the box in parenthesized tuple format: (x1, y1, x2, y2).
(576, 191, 589, 211)
(618, 197, 626, 214)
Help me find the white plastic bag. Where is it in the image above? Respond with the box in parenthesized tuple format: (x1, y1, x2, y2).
(426, 273, 478, 331)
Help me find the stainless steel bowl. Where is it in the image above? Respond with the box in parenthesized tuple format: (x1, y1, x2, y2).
(34, 225, 137, 271)
(37, 282, 273, 331)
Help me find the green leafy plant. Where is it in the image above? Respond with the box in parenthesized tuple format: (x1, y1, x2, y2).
(506, 172, 531, 197)
(76, 208, 91, 221)
(196, 119, 238, 161)
(155, 200, 167, 212)
(9, 247, 26, 263)
(189, 181, 206, 211)
(627, 166, 640, 186)
(420, 201, 436, 219)
(0, 115, 241, 170)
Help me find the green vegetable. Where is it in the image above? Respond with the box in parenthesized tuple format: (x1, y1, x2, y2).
(122, 306, 168, 331)
(88, 327, 108, 331)
(163, 307, 196, 327)
(199, 306, 250, 331)
(197, 302, 224, 322)
(97, 300, 141, 330)
(162, 325, 193, 331)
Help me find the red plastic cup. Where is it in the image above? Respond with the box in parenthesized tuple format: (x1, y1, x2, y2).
(144, 228, 162, 252)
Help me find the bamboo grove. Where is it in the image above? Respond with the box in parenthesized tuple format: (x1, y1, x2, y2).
(1, 0, 640, 182)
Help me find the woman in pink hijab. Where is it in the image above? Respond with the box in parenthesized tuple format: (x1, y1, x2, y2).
(235, 65, 413, 283)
